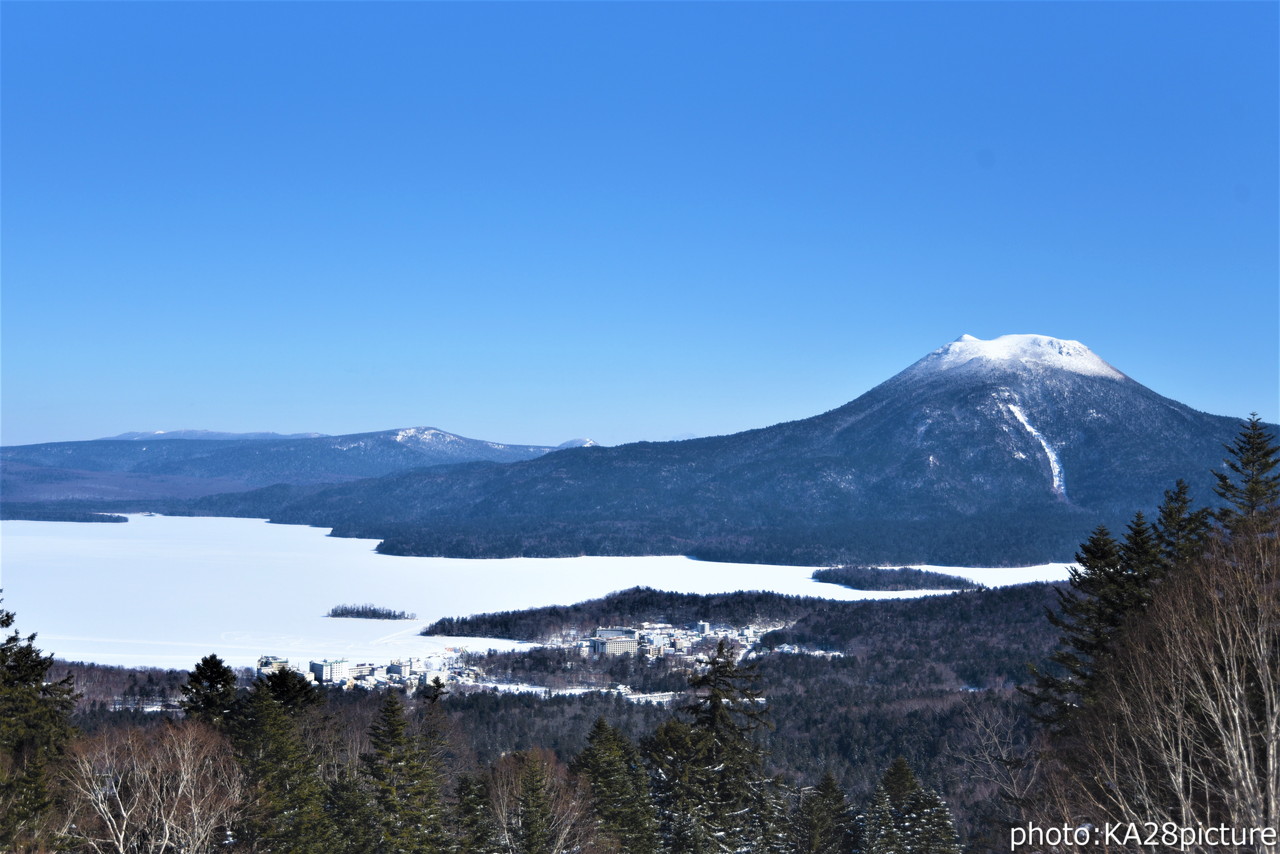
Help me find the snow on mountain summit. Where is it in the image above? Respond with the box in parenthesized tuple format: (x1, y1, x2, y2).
(915, 334, 1126, 380)
(394, 427, 461, 445)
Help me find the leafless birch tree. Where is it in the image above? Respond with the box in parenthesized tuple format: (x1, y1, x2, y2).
(1038, 524, 1278, 853)
(59, 720, 243, 854)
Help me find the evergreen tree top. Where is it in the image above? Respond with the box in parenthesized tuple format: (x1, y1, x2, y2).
(180, 653, 239, 728)
(1215, 413, 1280, 530)
(880, 757, 921, 805)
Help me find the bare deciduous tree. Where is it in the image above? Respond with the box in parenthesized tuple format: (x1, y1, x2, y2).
(488, 749, 601, 854)
(59, 720, 243, 854)
(1038, 524, 1278, 853)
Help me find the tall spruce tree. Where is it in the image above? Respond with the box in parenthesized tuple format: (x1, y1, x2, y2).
(858, 785, 903, 854)
(0, 600, 76, 852)
(573, 718, 660, 854)
(229, 683, 333, 854)
(644, 719, 714, 854)
(750, 777, 795, 854)
(1214, 413, 1280, 532)
(1023, 525, 1122, 725)
(516, 755, 556, 854)
(1024, 512, 1170, 727)
(362, 690, 447, 854)
(1153, 479, 1213, 571)
(326, 773, 382, 854)
(646, 640, 773, 853)
(181, 653, 239, 727)
(452, 773, 497, 854)
(795, 771, 854, 854)
(262, 666, 322, 714)
(855, 759, 960, 854)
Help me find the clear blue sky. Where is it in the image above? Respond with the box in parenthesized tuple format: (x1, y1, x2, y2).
(3, 2, 1276, 448)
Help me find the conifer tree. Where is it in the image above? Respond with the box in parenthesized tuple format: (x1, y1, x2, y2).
(1214, 413, 1280, 532)
(362, 690, 447, 854)
(686, 639, 770, 850)
(1025, 513, 1170, 727)
(229, 683, 333, 854)
(452, 773, 497, 854)
(855, 759, 960, 854)
(750, 776, 795, 854)
(644, 719, 714, 854)
(646, 640, 773, 853)
(573, 718, 659, 854)
(181, 653, 239, 728)
(326, 773, 382, 854)
(262, 666, 322, 714)
(1023, 526, 1122, 725)
(1117, 512, 1161, 598)
(1153, 479, 1213, 571)
(0, 600, 76, 851)
(516, 756, 555, 854)
(856, 784, 904, 854)
(795, 771, 854, 854)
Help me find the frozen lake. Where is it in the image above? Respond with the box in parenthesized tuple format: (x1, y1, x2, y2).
(0, 515, 1073, 668)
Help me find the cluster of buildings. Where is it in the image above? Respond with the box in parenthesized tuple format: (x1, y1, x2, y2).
(256, 652, 476, 690)
(563, 620, 770, 661)
(251, 620, 780, 698)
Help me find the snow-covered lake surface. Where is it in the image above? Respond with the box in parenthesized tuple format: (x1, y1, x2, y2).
(0, 515, 1073, 669)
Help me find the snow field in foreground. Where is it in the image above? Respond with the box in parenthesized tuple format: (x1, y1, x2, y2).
(0, 515, 1073, 668)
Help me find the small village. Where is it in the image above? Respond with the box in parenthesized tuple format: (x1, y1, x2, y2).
(253, 618, 795, 701)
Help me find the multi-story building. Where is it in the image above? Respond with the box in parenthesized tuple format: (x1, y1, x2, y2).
(588, 627, 639, 657)
(309, 658, 350, 684)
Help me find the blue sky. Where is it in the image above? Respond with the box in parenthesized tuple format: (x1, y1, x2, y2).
(3, 2, 1276, 448)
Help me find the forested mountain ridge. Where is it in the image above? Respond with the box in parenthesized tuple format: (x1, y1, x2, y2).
(0, 427, 591, 502)
(183, 335, 1255, 565)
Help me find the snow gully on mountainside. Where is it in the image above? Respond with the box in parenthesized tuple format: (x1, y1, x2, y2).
(1000, 398, 1067, 499)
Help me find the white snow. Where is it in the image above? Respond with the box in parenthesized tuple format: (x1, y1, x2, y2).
(920, 334, 1125, 380)
(0, 516, 1073, 669)
(395, 427, 443, 444)
(1004, 402, 1067, 497)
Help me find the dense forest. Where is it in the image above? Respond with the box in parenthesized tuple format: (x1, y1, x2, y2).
(424, 588, 841, 642)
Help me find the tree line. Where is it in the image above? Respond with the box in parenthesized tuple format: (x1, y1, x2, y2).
(810, 566, 979, 592)
(328, 604, 418, 620)
(3, 622, 965, 854)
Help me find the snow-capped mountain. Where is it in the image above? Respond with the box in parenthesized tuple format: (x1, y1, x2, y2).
(905, 333, 1127, 380)
(204, 334, 1258, 566)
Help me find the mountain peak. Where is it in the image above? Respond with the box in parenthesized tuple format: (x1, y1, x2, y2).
(914, 333, 1126, 381)
(557, 438, 599, 449)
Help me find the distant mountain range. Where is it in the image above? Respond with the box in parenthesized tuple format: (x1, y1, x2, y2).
(2, 334, 1266, 565)
(1, 427, 596, 501)
(103, 430, 331, 441)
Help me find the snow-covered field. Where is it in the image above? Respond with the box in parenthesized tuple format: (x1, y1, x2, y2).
(0, 515, 1072, 669)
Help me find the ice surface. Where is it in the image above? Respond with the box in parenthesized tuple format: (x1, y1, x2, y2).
(0, 516, 1073, 669)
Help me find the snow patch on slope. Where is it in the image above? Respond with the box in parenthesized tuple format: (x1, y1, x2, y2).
(1002, 401, 1066, 497)
(394, 427, 474, 447)
(923, 334, 1125, 380)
